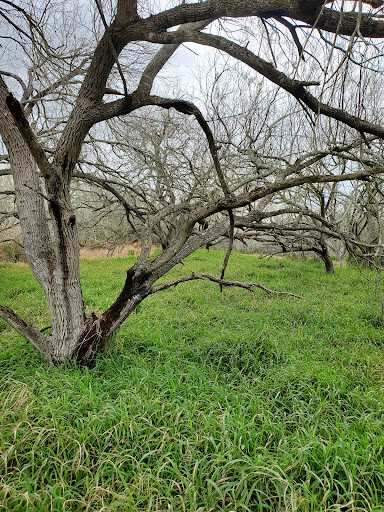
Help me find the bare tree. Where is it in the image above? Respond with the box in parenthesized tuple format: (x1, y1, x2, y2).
(1, 0, 384, 363)
(199, 63, 384, 272)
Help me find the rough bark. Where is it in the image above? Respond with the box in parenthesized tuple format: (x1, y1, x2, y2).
(0, 77, 85, 362)
(314, 244, 335, 274)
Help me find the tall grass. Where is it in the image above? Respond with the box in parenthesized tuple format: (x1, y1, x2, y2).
(1, 250, 384, 511)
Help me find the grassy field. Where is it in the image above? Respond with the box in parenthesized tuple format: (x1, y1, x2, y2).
(1, 250, 384, 512)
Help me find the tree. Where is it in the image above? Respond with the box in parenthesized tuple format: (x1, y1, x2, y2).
(1, 0, 384, 363)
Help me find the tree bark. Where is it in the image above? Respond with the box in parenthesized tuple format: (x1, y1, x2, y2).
(0, 77, 85, 362)
(315, 244, 335, 274)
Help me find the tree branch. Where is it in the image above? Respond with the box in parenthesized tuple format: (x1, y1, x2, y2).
(23, 59, 89, 117)
(116, 0, 138, 23)
(0, 70, 28, 96)
(73, 170, 145, 220)
(3, 86, 54, 180)
(137, 19, 212, 96)
(139, 0, 384, 38)
(147, 30, 384, 139)
(150, 272, 305, 298)
(219, 166, 384, 211)
(0, 304, 52, 360)
(273, 16, 305, 61)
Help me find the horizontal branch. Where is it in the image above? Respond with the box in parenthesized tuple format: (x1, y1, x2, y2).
(215, 166, 384, 214)
(150, 272, 305, 298)
(141, 0, 384, 38)
(150, 30, 384, 140)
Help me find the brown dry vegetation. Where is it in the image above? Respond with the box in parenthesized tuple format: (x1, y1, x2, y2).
(78, 243, 158, 259)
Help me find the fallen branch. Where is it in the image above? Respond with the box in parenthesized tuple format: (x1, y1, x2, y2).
(150, 272, 305, 298)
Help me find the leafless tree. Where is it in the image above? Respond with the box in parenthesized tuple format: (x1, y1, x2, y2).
(1, 0, 384, 363)
(73, 62, 384, 273)
(197, 63, 384, 272)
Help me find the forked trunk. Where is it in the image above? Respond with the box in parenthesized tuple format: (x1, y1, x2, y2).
(14, 171, 87, 362)
(70, 268, 151, 362)
(0, 80, 85, 362)
(0, 79, 158, 363)
(13, 163, 149, 363)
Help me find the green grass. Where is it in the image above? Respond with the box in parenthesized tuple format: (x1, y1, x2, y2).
(1, 250, 384, 511)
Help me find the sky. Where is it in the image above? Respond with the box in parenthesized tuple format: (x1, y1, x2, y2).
(0, 1, 383, 146)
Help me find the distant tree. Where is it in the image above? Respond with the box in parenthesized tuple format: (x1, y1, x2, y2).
(1, 0, 384, 363)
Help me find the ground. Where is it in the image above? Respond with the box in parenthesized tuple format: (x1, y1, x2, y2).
(1, 250, 384, 511)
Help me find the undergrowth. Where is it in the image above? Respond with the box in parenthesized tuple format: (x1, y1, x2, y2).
(1, 250, 384, 511)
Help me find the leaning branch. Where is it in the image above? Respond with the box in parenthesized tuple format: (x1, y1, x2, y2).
(137, 19, 212, 96)
(0, 304, 51, 360)
(145, 30, 384, 139)
(145, 166, 384, 280)
(150, 272, 305, 298)
(3, 88, 54, 180)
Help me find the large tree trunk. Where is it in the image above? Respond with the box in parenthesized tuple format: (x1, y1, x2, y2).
(8, 164, 85, 361)
(0, 79, 85, 362)
(315, 244, 334, 274)
(44, 189, 86, 361)
(0, 69, 156, 364)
